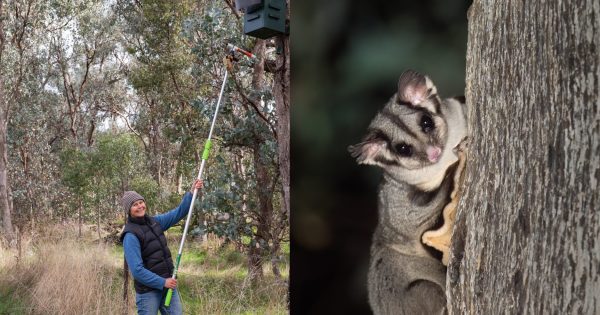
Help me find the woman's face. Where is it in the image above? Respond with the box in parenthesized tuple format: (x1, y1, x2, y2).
(130, 200, 146, 218)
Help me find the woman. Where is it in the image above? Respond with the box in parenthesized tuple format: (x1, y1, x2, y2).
(120, 179, 203, 314)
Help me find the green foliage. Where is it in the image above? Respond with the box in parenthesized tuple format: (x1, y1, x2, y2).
(59, 146, 92, 195)
(92, 133, 146, 186)
(58, 132, 157, 220)
(199, 155, 253, 246)
(114, 0, 287, 274)
(281, 241, 289, 256)
(4, 0, 287, 294)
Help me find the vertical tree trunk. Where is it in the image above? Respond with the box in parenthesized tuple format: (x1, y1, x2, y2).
(97, 197, 101, 242)
(0, 120, 14, 244)
(270, 6, 290, 283)
(247, 243, 263, 284)
(44, 179, 53, 220)
(273, 5, 290, 223)
(247, 142, 274, 282)
(78, 199, 83, 238)
(177, 173, 183, 195)
(235, 149, 250, 248)
(28, 188, 35, 231)
(0, 0, 15, 245)
(243, 40, 275, 282)
(448, 1, 600, 314)
(270, 241, 282, 280)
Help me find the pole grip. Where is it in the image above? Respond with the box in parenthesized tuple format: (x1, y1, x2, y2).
(202, 139, 212, 160)
(164, 288, 174, 306)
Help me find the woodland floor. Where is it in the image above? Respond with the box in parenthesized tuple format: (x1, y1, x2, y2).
(0, 223, 288, 315)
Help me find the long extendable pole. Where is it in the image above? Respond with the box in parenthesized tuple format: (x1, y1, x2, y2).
(164, 69, 229, 307)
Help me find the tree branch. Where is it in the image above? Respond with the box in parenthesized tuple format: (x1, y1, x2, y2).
(77, 43, 96, 105)
(222, 0, 240, 19)
(112, 109, 148, 150)
(230, 71, 278, 139)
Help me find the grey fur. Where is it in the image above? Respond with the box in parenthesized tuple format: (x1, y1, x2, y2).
(349, 70, 468, 315)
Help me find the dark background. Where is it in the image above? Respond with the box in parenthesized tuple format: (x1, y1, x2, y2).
(290, 1, 472, 314)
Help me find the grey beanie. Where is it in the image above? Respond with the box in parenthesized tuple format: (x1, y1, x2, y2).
(122, 191, 145, 216)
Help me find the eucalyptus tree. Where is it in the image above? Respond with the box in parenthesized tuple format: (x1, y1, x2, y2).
(0, 0, 15, 243)
(89, 132, 152, 237)
(448, 2, 600, 313)
(273, 0, 290, 227)
(8, 0, 127, 231)
(114, 0, 206, 190)
(0, 0, 51, 243)
(190, 15, 286, 281)
(48, 0, 120, 146)
(0, 0, 145, 239)
(59, 145, 90, 237)
(116, 0, 287, 281)
(59, 132, 151, 238)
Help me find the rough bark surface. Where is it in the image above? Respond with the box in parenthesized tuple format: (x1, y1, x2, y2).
(274, 21, 290, 221)
(0, 0, 15, 244)
(448, 1, 600, 314)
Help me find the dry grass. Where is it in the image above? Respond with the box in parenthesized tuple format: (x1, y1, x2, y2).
(0, 232, 131, 315)
(28, 241, 129, 314)
(0, 224, 288, 315)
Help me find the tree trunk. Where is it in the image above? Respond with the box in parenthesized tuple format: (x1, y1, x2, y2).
(235, 149, 250, 247)
(247, 243, 263, 284)
(78, 199, 83, 238)
(242, 40, 276, 283)
(247, 142, 274, 282)
(271, 240, 282, 280)
(252, 40, 266, 90)
(0, 118, 14, 244)
(273, 4, 290, 223)
(269, 12, 290, 282)
(448, 1, 600, 314)
(0, 0, 15, 245)
(97, 197, 101, 242)
(28, 187, 35, 231)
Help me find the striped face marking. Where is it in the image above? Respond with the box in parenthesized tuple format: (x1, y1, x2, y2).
(348, 70, 448, 171)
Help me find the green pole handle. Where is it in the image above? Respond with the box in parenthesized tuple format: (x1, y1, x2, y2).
(202, 139, 212, 160)
(165, 288, 174, 306)
(164, 254, 182, 306)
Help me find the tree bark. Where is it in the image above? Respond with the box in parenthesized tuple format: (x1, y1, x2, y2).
(78, 199, 82, 238)
(247, 56, 268, 282)
(273, 2, 290, 223)
(97, 193, 101, 242)
(0, 0, 15, 245)
(247, 242, 264, 284)
(0, 114, 14, 244)
(448, 1, 600, 314)
(271, 33, 289, 282)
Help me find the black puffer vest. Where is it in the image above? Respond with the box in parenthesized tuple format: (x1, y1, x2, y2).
(120, 215, 174, 293)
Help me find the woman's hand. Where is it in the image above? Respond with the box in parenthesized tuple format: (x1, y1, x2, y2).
(164, 278, 177, 289)
(190, 179, 204, 193)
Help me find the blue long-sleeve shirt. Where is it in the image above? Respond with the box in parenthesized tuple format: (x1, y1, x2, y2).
(123, 192, 193, 290)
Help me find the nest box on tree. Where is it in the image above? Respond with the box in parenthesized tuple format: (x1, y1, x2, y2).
(235, 0, 287, 39)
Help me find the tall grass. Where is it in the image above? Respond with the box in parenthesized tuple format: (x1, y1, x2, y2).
(176, 242, 288, 315)
(0, 224, 288, 314)
(0, 227, 130, 315)
(168, 232, 289, 314)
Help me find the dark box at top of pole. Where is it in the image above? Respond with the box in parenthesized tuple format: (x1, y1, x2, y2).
(236, 0, 287, 39)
